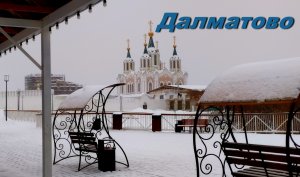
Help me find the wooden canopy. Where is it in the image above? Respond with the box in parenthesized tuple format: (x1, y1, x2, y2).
(0, 0, 104, 56)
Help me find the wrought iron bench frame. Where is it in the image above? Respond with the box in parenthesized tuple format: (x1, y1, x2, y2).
(193, 104, 300, 177)
(52, 83, 129, 171)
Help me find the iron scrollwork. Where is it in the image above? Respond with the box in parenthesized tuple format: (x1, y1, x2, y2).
(193, 105, 239, 177)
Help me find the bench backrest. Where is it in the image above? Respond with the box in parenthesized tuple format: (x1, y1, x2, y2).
(222, 142, 300, 172)
(69, 131, 97, 146)
(182, 119, 208, 125)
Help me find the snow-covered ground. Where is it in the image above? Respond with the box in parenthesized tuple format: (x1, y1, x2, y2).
(0, 113, 298, 177)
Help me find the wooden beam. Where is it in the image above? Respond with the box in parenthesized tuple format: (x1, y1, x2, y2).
(0, 3, 55, 14)
(1, 27, 22, 35)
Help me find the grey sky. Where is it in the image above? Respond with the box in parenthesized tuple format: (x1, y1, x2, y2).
(0, 0, 299, 91)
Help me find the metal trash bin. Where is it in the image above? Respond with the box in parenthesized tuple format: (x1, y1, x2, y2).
(175, 120, 183, 132)
(98, 139, 116, 171)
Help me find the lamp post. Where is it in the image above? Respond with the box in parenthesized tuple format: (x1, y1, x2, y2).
(4, 75, 9, 121)
(17, 89, 20, 111)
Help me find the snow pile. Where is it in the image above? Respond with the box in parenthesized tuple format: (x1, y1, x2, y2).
(201, 58, 300, 104)
(58, 85, 110, 110)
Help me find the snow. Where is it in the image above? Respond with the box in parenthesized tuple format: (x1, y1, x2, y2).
(200, 58, 300, 104)
(170, 85, 206, 91)
(58, 85, 109, 110)
(147, 47, 157, 54)
(0, 118, 298, 177)
(141, 53, 151, 59)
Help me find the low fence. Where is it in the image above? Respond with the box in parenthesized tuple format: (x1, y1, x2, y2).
(6, 110, 300, 133)
(231, 113, 300, 133)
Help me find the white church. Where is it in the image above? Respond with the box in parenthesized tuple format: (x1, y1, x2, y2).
(117, 22, 188, 95)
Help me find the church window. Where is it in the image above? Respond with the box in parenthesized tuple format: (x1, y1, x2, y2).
(173, 60, 176, 69)
(147, 59, 150, 67)
(154, 55, 157, 65)
(138, 83, 141, 92)
(143, 59, 146, 68)
(160, 82, 164, 86)
(132, 84, 135, 93)
(148, 82, 153, 91)
(177, 60, 180, 69)
(130, 63, 133, 70)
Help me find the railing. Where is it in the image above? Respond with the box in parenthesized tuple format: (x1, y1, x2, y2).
(161, 113, 195, 131)
(11, 110, 300, 133)
(231, 112, 300, 133)
(122, 113, 153, 130)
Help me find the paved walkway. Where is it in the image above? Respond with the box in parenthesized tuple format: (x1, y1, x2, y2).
(0, 120, 196, 177)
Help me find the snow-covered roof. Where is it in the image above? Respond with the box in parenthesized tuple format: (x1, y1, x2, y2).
(200, 58, 300, 105)
(148, 84, 205, 94)
(170, 85, 206, 91)
(58, 84, 122, 110)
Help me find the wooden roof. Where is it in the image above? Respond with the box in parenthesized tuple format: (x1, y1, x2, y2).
(0, 0, 104, 54)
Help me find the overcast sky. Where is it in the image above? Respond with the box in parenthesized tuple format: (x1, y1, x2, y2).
(0, 0, 299, 91)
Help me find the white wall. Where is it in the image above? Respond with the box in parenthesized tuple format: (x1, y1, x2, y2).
(106, 94, 167, 112)
(0, 90, 66, 111)
(0, 90, 166, 112)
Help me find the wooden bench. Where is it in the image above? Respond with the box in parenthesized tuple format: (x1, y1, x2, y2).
(69, 131, 115, 171)
(175, 119, 208, 133)
(222, 142, 300, 177)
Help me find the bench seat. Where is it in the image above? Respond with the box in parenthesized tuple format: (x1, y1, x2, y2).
(222, 142, 300, 177)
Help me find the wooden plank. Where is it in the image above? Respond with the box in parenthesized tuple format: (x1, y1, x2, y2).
(0, 3, 55, 13)
(226, 157, 300, 172)
(223, 142, 300, 155)
(224, 149, 300, 164)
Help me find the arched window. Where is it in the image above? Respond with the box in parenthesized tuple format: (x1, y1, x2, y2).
(143, 59, 146, 68)
(154, 55, 157, 65)
(138, 82, 141, 92)
(160, 82, 164, 86)
(132, 84, 135, 93)
(147, 59, 150, 67)
(148, 82, 153, 91)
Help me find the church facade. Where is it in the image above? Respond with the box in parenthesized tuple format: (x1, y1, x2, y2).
(117, 23, 188, 95)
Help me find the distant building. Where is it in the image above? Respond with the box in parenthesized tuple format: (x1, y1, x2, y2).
(147, 85, 205, 111)
(117, 21, 188, 95)
(25, 74, 82, 95)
